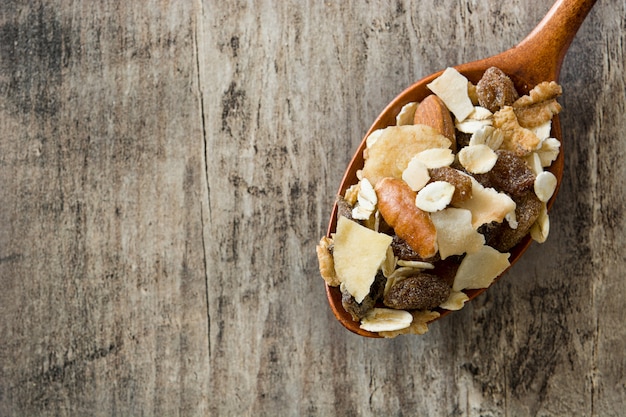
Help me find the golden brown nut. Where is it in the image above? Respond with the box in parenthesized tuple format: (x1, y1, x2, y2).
(413, 94, 456, 148)
(375, 178, 438, 259)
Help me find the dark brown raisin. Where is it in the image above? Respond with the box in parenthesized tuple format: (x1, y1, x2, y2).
(488, 150, 536, 196)
(476, 67, 519, 112)
(456, 131, 472, 149)
(484, 191, 543, 252)
(335, 195, 353, 220)
(429, 166, 472, 205)
(391, 235, 440, 263)
(383, 273, 450, 310)
(432, 255, 464, 288)
(341, 271, 386, 321)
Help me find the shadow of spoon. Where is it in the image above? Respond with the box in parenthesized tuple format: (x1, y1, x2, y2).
(325, 0, 597, 337)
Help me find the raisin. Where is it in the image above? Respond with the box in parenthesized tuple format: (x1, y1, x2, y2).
(456, 131, 472, 149)
(476, 67, 519, 113)
(429, 166, 472, 205)
(432, 255, 464, 288)
(335, 196, 353, 220)
(384, 273, 450, 310)
(488, 150, 536, 196)
(391, 235, 440, 263)
(341, 271, 386, 321)
(484, 191, 543, 252)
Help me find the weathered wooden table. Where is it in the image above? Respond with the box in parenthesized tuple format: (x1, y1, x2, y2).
(1, 1, 624, 416)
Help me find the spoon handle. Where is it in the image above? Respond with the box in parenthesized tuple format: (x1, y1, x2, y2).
(462, 0, 597, 86)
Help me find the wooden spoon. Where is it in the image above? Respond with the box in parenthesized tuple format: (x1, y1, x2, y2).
(325, 0, 597, 337)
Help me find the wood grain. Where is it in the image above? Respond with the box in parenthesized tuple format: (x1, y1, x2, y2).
(1, 1, 624, 416)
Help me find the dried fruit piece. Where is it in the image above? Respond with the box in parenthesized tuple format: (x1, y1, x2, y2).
(439, 290, 469, 311)
(383, 273, 450, 310)
(341, 272, 386, 321)
(427, 67, 474, 122)
(333, 216, 393, 303)
(452, 245, 510, 292)
(453, 176, 516, 229)
(413, 148, 455, 169)
(360, 308, 413, 332)
(336, 195, 355, 220)
(375, 178, 438, 259)
(431, 208, 485, 259)
(483, 191, 543, 252)
(487, 150, 536, 196)
(396, 102, 419, 126)
(362, 125, 452, 186)
(530, 203, 550, 243)
(391, 235, 439, 262)
(413, 94, 456, 144)
(476, 66, 519, 112)
(378, 310, 440, 337)
(428, 167, 472, 205)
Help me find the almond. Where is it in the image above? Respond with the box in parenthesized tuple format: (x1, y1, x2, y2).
(413, 94, 456, 149)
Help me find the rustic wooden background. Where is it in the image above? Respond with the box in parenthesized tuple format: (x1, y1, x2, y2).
(1, 0, 624, 416)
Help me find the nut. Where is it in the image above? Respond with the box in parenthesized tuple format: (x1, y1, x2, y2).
(316, 236, 340, 286)
(493, 106, 541, 156)
(413, 94, 456, 145)
(375, 177, 438, 259)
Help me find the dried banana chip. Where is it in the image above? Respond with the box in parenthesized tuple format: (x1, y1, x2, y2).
(413, 148, 455, 168)
(427, 67, 474, 122)
(333, 217, 392, 303)
(396, 102, 419, 126)
(452, 245, 510, 291)
(439, 290, 469, 311)
(360, 308, 413, 332)
(431, 208, 485, 259)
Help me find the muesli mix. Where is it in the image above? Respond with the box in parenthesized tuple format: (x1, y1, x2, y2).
(317, 67, 562, 337)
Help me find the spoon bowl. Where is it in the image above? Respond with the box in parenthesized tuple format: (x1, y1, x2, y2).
(325, 0, 596, 337)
